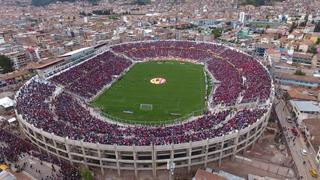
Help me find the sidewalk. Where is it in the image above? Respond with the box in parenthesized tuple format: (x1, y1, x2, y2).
(274, 98, 318, 179)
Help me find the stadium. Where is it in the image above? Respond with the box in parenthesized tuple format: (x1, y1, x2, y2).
(15, 40, 274, 177)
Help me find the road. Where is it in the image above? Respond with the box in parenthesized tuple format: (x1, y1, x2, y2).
(274, 97, 318, 179)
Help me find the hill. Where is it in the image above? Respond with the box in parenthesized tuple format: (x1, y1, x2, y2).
(31, 0, 100, 6)
(241, 0, 284, 6)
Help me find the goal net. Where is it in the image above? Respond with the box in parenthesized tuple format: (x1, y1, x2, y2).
(140, 104, 153, 111)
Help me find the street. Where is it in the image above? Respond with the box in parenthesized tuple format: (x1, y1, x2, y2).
(274, 97, 319, 179)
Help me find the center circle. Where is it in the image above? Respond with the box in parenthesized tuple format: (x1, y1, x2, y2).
(150, 77, 167, 85)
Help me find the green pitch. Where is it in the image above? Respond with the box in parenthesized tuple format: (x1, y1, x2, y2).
(92, 61, 207, 125)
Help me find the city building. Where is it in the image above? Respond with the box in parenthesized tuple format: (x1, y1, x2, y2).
(0, 170, 16, 180)
(289, 100, 320, 124)
(274, 72, 320, 88)
(5, 51, 28, 70)
(239, 12, 245, 24)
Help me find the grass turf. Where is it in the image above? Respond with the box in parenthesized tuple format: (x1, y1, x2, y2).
(92, 60, 206, 125)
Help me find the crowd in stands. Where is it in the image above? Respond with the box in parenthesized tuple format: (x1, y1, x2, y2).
(112, 41, 271, 105)
(0, 129, 80, 180)
(14, 41, 271, 146)
(16, 79, 267, 146)
(15, 79, 57, 133)
(47, 41, 271, 105)
(219, 49, 271, 103)
(207, 60, 242, 106)
(51, 51, 132, 98)
(112, 41, 225, 62)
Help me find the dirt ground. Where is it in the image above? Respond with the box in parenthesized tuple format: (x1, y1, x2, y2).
(244, 123, 293, 168)
(208, 160, 290, 179)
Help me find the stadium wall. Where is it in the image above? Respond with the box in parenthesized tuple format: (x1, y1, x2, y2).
(15, 40, 275, 177)
(15, 104, 271, 177)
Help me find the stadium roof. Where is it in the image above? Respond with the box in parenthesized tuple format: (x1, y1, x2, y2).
(59, 47, 92, 57)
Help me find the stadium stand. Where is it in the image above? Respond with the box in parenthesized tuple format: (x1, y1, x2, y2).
(14, 40, 274, 176)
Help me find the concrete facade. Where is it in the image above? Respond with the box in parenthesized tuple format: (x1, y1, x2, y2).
(16, 105, 271, 177)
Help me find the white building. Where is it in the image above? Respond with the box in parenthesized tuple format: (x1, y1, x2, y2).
(0, 36, 5, 44)
(239, 12, 246, 24)
(289, 100, 320, 125)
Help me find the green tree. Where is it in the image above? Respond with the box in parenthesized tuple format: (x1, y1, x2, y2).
(289, 22, 296, 33)
(310, 46, 317, 55)
(0, 55, 14, 73)
(315, 21, 320, 32)
(32, 0, 52, 6)
(136, 0, 150, 5)
(316, 37, 320, 45)
(294, 69, 306, 76)
(81, 168, 93, 180)
(211, 28, 223, 38)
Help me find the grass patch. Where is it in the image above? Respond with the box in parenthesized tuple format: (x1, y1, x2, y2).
(92, 61, 207, 125)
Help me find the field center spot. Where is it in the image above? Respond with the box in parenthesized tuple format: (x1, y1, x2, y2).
(150, 77, 167, 85)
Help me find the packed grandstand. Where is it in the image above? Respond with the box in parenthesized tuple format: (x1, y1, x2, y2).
(15, 40, 274, 175)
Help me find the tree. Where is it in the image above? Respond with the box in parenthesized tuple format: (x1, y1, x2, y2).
(299, 14, 309, 27)
(81, 168, 93, 180)
(0, 55, 14, 74)
(31, 0, 53, 6)
(211, 28, 223, 38)
(310, 46, 317, 55)
(242, 0, 284, 6)
(92, 9, 113, 15)
(315, 21, 320, 32)
(226, 21, 232, 26)
(289, 22, 296, 33)
(316, 37, 320, 45)
(136, 0, 150, 5)
(294, 69, 306, 76)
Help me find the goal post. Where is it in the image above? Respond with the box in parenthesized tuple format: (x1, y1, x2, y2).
(140, 104, 153, 111)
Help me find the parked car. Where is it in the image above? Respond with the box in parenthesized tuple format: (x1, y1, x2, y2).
(301, 148, 308, 156)
(310, 169, 318, 178)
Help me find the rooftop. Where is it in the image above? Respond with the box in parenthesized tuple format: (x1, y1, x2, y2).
(287, 88, 317, 101)
(0, 97, 14, 108)
(292, 52, 313, 59)
(59, 47, 92, 57)
(0, 69, 31, 81)
(275, 72, 320, 84)
(290, 100, 320, 113)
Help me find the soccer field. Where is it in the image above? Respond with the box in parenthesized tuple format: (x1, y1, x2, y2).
(92, 60, 207, 125)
